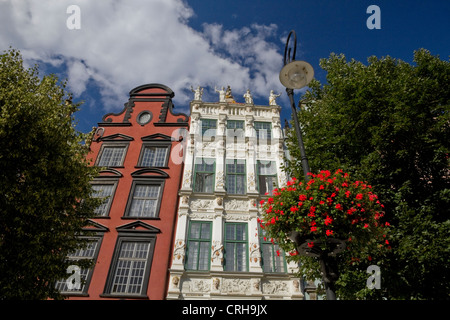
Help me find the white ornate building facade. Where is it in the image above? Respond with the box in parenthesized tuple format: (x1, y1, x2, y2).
(167, 89, 305, 300)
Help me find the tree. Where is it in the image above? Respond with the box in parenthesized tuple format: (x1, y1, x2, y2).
(0, 49, 100, 299)
(284, 49, 450, 299)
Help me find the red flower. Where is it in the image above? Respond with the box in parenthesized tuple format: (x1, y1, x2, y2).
(326, 229, 333, 236)
(290, 206, 299, 212)
(299, 194, 307, 201)
(324, 216, 333, 226)
(335, 203, 343, 210)
(310, 226, 317, 232)
(307, 242, 314, 248)
(356, 193, 363, 200)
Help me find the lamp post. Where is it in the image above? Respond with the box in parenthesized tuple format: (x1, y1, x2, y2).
(280, 30, 341, 300)
(279, 30, 314, 181)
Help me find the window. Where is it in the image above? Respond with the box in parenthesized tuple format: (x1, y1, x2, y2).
(55, 238, 101, 295)
(194, 158, 215, 193)
(257, 160, 278, 195)
(91, 183, 116, 216)
(125, 182, 163, 218)
(139, 146, 168, 167)
(260, 228, 286, 273)
(102, 222, 157, 298)
(226, 120, 245, 143)
(109, 240, 152, 296)
(226, 159, 246, 194)
(254, 122, 272, 144)
(97, 145, 127, 167)
(224, 223, 248, 272)
(186, 221, 212, 271)
(201, 119, 217, 137)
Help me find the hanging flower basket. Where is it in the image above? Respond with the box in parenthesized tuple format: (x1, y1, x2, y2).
(258, 169, 391, 263)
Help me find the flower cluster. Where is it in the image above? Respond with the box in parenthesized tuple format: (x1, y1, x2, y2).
(258, 169, 391, 262)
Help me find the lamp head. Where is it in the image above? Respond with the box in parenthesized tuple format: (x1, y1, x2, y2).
(279, 60, 314, 89)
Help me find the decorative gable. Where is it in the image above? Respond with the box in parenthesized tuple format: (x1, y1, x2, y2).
(100, 133, 134, 141)
(99, 83, 188, 126)
(96, 168, 123, 178)
(83, 220, 109, 233)
(141, 133, 173, 142)
(116, 221, 161, 234)
(131, 168, 169, 179)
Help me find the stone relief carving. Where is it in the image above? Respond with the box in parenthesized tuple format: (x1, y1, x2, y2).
(189, 212, 216, 219)
(224, 199, 248, 211)
(190, 199, 214, 210)
(262, 280, 289, 294)
(293, 280, 300, 292)
(182, 169, 191, 188)
(211, 241, 224, 264)
(212, 278, 220, 290)
(249, 242, 261, 264)
(216, 171, 225, 189)
(223, 213, 249, 221)
(171, 276, 180, 288)
(173, 239, 186, 262)
(181, 196, 189, 205)
(247, 172, 256, 190)
(187, 279, 210, 293)
(252, 279, 261, 291)
(222, 279, 251, 294)
(278, 171, 287, 187)
(202, 141, 216, 149)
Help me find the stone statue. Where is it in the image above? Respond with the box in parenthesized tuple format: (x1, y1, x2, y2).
(215, 86, 226, 102)
(190, 86, 203, 101)
(225, 85, 233, 100)
(269, 90, 281, 106)
(243, 89, 253, 104)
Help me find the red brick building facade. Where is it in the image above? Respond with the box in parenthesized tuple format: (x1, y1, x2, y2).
(59, 84, 188, 299)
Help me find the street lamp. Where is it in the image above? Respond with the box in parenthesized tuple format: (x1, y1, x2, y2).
(279, 30, 313, 181)
(280, 31, 342, 300)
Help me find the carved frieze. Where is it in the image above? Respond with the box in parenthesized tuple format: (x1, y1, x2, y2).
(224, 199, 248, 211)
(222, 278, 251, 294)
(262, 280, 289, 295)
(190, 199, 214, 210)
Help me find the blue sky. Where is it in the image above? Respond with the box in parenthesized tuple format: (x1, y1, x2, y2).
(1, 0, 449, 133)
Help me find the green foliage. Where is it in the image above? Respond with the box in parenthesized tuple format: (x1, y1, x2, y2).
(285, 49, 450, 299)
(0, 49, 101, 299)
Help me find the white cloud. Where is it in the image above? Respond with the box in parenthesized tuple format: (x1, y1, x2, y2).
(0, 0, 286, 113)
